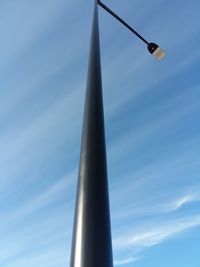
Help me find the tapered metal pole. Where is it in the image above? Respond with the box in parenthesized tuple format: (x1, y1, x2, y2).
(70, 1, 113, 267)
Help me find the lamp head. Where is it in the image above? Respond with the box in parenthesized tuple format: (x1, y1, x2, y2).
(147, 42, 166, 60)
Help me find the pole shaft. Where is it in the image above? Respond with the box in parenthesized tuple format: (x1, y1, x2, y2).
(70, 2, 113, 267)
(98, 1, 149, 45)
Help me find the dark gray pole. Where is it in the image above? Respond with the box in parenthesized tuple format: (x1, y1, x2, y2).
(70, 1, 113, 267)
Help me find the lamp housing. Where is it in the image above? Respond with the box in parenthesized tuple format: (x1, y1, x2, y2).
(147, 42, 166, 60)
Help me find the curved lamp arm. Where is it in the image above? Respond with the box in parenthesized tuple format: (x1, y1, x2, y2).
(98, 0, 166, 60)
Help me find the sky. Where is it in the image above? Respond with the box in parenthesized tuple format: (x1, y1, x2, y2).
(0, 0, 200, 266)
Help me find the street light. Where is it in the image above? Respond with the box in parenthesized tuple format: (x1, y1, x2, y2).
(70, 1, 166, 267)
(147, 42, 166, 60)
(98, 0, 166, 60)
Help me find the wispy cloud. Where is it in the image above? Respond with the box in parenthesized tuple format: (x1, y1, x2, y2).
(0, 0, 75, 66)
(113, 213, 200, 266)
(1, 170, 77, 229)
(1, 244, 69, 267)
(0, 170, 76, 265)
(112, 192, 200, 222)
(113, 215, 200, 251)
(114, 255, 140, 266)
(168, 194, 200, 212)
(0, 86, 82, 189)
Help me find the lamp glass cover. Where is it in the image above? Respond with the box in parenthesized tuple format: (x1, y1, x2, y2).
(152, 46, 166, 60)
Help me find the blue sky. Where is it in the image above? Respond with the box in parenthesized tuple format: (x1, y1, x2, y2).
(0, 0, 200, 266)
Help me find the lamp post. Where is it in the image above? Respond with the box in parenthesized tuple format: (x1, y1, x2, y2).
(70, 1, 165, 267)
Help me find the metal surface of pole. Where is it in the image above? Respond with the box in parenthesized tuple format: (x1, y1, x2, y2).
(70, 1, 113, 267)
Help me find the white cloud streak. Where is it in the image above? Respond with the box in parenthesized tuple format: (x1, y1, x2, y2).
(113, 215, 200, 251)
(114, 255, 140, 266)
(168, 194, 200, 212)
(113, 192, 200, 221)
(1, 169, 77, 228)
